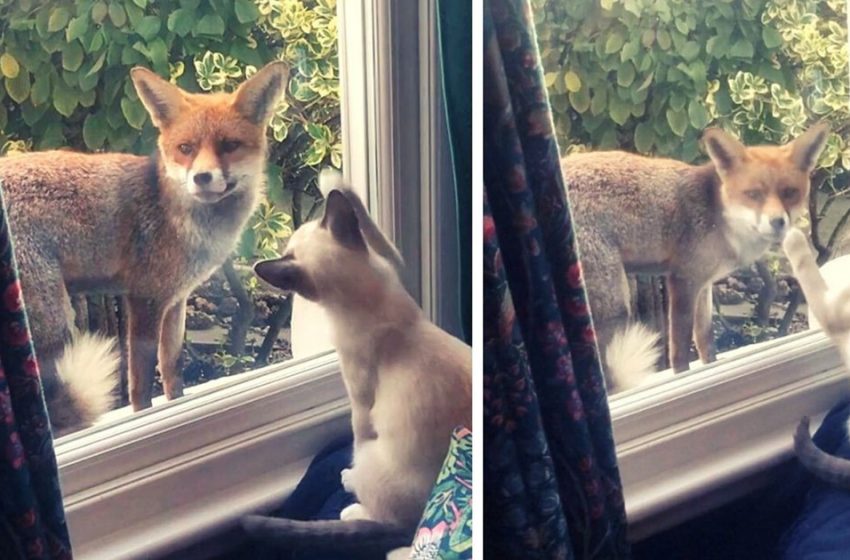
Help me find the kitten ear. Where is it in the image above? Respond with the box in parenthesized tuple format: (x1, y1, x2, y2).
(233, 61, 289, 125)
(130, 67, 186, 128)
(790, 122, 829, 172)
(253, 259, 319, 301)
(703, 128, 747, 173)
(321, 190, 367, 252)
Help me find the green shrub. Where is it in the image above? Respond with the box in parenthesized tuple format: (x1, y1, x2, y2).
(533, 0, 849, 184)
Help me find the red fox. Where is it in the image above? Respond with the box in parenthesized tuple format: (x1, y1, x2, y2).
(562, 124, 829, 390)
(0, 61, 288, 436)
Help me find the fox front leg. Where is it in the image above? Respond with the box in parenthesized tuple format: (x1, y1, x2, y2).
(668, 275, 698, 373)
(693, 285, 717, 364)
(158, 299, 187, 401)
(127, 296, 166, 411)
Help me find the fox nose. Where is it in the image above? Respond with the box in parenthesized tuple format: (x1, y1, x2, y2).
(194, 172, 212, 186)
(770, 216, 787, 232)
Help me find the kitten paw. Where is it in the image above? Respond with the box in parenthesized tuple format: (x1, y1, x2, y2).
(340, 503, 373, 521)
(341, 468, 355, 493)
(782, 228, 811, 262)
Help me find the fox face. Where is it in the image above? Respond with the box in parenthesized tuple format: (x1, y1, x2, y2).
(131, 62, 288, 203)
(253, 190, 371, 303)
(703, 123, 829, 242)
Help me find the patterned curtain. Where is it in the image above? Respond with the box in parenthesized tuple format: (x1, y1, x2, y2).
(0, 187, 72, 560)
(483, 1, 630, 558)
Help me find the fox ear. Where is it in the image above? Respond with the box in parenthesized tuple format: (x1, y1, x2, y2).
(703, 128, 747, 173)
(234, 61, 289, 125)
(253, 259, 319, 301)
(321, 190, 367, 252)
(130, 67, 185, 128)
(790, 122, 830, 172)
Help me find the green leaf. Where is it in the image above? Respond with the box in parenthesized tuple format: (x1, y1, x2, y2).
(35, 8, 51, 37)
(147, 39, 169, 75)
(53, 80, 78, 117)
(86, 51, 107, 78)
(195, 14, 225, 36)
(62, 42, 84, 72)
(0, 54, 20, 79)
(687, 100, 709, 129)
(47, 7, 71, 33)
(656, 29, 671, 50)
(666, 107, 688, 136)
(605, 32, 625, 54)
(569, 88, 590, 113)
(234, 0, 261, 23)
(680, 41, 700, 61)
(730, 39, 754, 59)
(590, 88, 607, 116)
(621, 40, 640, 62)
(21, 101, 48, 126)
(762, 27, 782, 49)
(132, 0, 148, 8)
(136, 16, 161, 41)
(564, 71, 581, 93)
(121, 97, 148, 129)
(5, 72, 30, 103)
(91, 1, 108, 24)
(608, 96, 630, 125)
(30, 71, 51, 106)
(83, 112, 109, 149)
(167, 9, 194, 36)
(125, 3, 144, 28)
(108, 3, 127, 27)
(634, 121, 655, 153)
(66, 16, 89, 42)
(617, 62, 635, 87)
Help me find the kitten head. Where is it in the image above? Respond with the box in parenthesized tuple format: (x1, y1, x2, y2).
(253, 189, 394, 305)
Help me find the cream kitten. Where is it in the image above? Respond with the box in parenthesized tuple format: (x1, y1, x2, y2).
(244, 171, 471, 557)
(783, 227, 850, 486)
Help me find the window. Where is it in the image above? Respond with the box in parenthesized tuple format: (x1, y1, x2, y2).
(533, 0, 850, 394)
(0, 0, 453, 556)
(532, 0, 850, 537)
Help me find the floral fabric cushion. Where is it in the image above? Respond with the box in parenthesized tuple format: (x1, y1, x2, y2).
(409, 427, 472, 559)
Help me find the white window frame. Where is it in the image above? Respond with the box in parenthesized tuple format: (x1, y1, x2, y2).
(613, 329, 850, 542)
(54, 2, 453, 558)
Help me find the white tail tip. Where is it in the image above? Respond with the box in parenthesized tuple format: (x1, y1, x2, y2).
(318, 168, 345, 197)
(55, 332, 120, 426)
(605, 323, 662, 391)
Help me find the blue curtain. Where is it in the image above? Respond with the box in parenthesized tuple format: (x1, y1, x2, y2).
(0, 187, 72, 560)
(483, 0, 630, 558)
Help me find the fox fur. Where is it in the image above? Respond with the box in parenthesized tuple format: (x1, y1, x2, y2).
(0, 61, 288, 435)
(249, 173, 471, 556)
(565, 124, 829, 390)
(783, 228, 850, 487)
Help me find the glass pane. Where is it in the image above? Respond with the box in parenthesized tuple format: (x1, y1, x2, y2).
(532, 0, 849, 394)
(0, 2, 342, 436)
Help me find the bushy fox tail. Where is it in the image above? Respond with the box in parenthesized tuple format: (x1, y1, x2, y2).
(604, 323, 662, 391)
(46, 332, 120, 438)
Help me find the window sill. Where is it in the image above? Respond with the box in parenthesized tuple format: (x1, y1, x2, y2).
(57, 351, 351, 560)
(610, 330, 850, 541)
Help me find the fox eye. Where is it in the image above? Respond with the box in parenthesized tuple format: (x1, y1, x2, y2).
(178, 143, 194, 155)
(220, 139, 242, 153)
(781, 188, 799, 202)
(745, 190, 764, 202)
